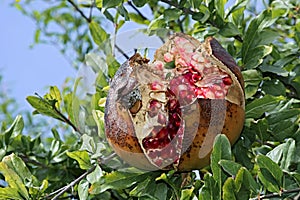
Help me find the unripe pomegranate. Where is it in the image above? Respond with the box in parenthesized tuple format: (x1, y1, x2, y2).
(105, 33, 245, 171)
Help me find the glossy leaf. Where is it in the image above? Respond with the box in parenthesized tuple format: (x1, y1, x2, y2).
(66, 150, 92, 170)
(211, 134, 232, 198)
(89, 21, 108, 46)
(245, 95, 284, 119)
(256, 155, 283, 193)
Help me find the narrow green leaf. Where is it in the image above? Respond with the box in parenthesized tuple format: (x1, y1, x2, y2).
(1, 115, 24, 147)
(26, 96, 63, 121)
(242, 69, 263, 98)
(0, 188, 23, 200)
(245, 95, 284, 119)
(262, 79, 286, 96)
(214, 0, 227, 19)
(211, 134, 232, 199)
(256, 155, 283, 193)
(89, 21, 108, 46)
(219, 22, 240, 37)
(0, 154, 29, 199)
(163, 8, 182, 21)
(44, 86, 62, 108)
(219, 160, 242, 176)
(66, 151, 92, 170)
(244, 45, 273, 69)
(235, 167, 259, 196)
(199, 173, 219, 200)
(90, 170, 150, 194)
(180, 187, 195, 200)
(242, 10, 277, 64)
(132, 0, 147, 7)
(251, 118, 269, 142)
(102, 0, 122, 8)
(222, 178, 236, 200)
(78, 179, 89, 200)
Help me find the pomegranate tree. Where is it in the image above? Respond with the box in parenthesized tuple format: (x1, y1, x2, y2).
(104, 33, 245, 171)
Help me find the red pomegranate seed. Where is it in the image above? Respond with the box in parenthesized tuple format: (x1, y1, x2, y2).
(164, 52, 174, 62)
(222, 76, 232, 85)
(157, 128, 168, 140)
(157, 113, 167, 124)
(150, 81, 164, 91)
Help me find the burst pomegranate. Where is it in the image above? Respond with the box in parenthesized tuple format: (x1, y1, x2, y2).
(104, 33, 245, 171)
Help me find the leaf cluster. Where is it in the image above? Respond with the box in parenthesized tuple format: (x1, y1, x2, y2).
(1, 0, 299, 199)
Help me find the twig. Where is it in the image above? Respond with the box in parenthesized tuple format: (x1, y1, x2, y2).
(115, 44, 130, 59)
(250, 188, 300, 200)
(45, 153, 117, 199)
(128, 1, 148, 21)
(67, 0, 91, 23)
(50, 165, 96, 200)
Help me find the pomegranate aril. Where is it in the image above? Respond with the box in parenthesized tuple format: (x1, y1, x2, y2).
(164, 52, 174, 62)
(150, 81, 164, 91)
(192, 73, 201, 82)
(157, 128, 168, 140)
(157, 113, 167, 124)
(222, 76, 232, 85)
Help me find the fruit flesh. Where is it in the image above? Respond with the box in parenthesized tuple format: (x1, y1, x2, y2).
(105, 33, 245, 171)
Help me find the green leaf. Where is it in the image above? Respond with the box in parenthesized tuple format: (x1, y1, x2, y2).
(219, 22, 240, 37)
(106, 54, 120, 78)
(90, 170, 150, 194)
(1, 115, 24, 147)
(102, 0, 122, 8)
(44, 86, 62, 108)
(242, 9, 277, 66)
(163, 8, 182, 21)
(78, 179, 89, 200)
(148, 15, 167, 31)
(262, 79, 286, 96)
(245, 95, 284, 119)
(129, 176, 168, 199)
(211, 134, 232, 199)
(214, 0, 227, 19)
(0, 154, 30, 199)
(222, 178, 236, 200)
(267, 109, 300, 140)
(219, 160, 242, 176)
(234, 167, 259, 196)
(199, 173, 219, 200)
(0, 188, 23, 200)
(256, 155, 283, 193)
(244, 45, 273, 69)
(66, 150, 92, 170)
(251, 118, 269, 142)
(267, 138, 296, 171)
(132, 0, 147, 7)
(89, 21, 108, 46)
(26, 96, 63, 121)
(180, 187, 195, 200)
(242, 69, 263, 98)
(87, 165, 103, 185)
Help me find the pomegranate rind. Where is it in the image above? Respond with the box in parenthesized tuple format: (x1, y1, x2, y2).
(104, 33, 245, 171)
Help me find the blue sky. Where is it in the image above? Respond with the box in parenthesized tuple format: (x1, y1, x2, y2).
(0, 2, 76, 112)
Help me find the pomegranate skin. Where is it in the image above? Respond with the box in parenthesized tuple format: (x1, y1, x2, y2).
(104, 33, 245, 171)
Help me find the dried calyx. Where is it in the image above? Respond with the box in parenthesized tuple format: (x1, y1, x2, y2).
(105, 33, 245, 171)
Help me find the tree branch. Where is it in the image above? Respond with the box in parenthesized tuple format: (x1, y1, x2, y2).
(67, 0, 91, 23)
(45, 153, 117, 200)
(251, 188, 300, 200)
(50, 165, 96, 200)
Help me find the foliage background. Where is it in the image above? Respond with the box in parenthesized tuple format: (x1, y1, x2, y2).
(0, 0, 300, 199)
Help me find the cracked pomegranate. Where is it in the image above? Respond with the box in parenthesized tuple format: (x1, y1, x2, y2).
(105, 33, 245, 171)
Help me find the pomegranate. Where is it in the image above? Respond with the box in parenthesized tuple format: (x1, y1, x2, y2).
(104, 33, 245, 171)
